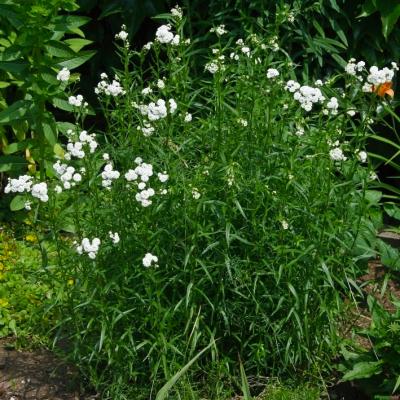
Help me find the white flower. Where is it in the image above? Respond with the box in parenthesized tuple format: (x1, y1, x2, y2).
(347, 109, 356, 116)
(143, 42, 153, 51)
(285, 80, 300, 93)
(192, 188, 201, 199)
(142, 87, 153, 95)
(326, 97, 339, 114)
(147, 99, 167, 121)
(103, 153, 110, 161)
(362, 82, 373, 93)
(109, 231, 120, 244)
(184, 112, 192, 122)
(345, 59, 357, 75)
(241, 46, 251, 56)
(157, 172, 169, 182)
(295, 128, 304, 137)
(155, 25, 174, 44)
(357, 150, 367, 163)
(329, 147, 347, 161)
(77, 237, 101, 259)
(24, 201, 32, 211)
(315, 79, 323, 86)
(115, 30, 128, 41)
(68, 95, 84, 107)
(125, 170, 138, 181)
(57, 67, 70, 82)
(210, 24, 227, 36)
(169, 99, 177, 114)
(157, 79, 165, 89)
(4, 175, 33, 194)
(101, 163, 120, 187)
(31, 182, 48, 202)
(266, 68, 279, 79)
(281, 220, 289, 230)
(55, 185, 62, 194)
(171, 35, 180, 46)
(142, 252, 158, 267)
(367, 66, 394, 85)
(171, 5, 183, 19)
(73, 173, 82, 182)
(237, 118, 248, 127)
(138, 182, 146, 190)
(205, 62, 219, 74)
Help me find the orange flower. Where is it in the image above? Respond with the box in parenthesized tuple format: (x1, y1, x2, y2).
(373, 81, 394, 98)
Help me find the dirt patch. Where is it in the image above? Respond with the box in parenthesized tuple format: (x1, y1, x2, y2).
(0, 338, 97, 400)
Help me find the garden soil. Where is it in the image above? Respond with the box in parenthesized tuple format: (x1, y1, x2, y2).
(0, 338, 97, 400)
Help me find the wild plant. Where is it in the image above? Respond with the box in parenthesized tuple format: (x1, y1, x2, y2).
(3, 6, 398, 399)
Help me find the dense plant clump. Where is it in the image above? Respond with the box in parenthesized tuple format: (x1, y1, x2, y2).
(3, 5, 399, 399)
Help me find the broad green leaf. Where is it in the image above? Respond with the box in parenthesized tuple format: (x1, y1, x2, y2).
(365, 190, 382, 205)
(10, 195, 26, 211)
(57, 50, 96, 69)
(64, 38, 93, 52)
(52, 97, 75, 112)
(342, 360, 383, 381)
(0, 61, 28, 74)
(377, 240, 400, 271)
(0, 100, 30, 125)
(43, 120, 57, 146)
(56, 121, 76, 134)
(0, 4, 23, 29)
(384, 203, 400, 221)
(45, 40, 76, 58)
(380, 5, 400, 39)
(0, 155, 26, 172)
(52, 15, 91, 31)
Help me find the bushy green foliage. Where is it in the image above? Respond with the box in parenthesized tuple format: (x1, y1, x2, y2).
(0, 228, 46, 338)
(0, 0, 94, 178)
(339, 295, 400, 398)
(2, 6, 398, 400)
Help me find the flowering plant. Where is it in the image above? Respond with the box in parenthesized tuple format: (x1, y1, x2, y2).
(3, 6, 398, 398)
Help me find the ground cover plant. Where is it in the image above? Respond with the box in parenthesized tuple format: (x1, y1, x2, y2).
(2, 5, 399, 399)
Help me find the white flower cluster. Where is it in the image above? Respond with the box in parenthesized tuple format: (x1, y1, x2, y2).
(109, 231, 120, 244)
(65, 130, 98, 159)
(345, 59, 365, 76)
(124, 157, 168, 207)
(357, 150, 368, 163)
(367, 66, 394, 86)
(95, 73, 125, 97)
(324, 97, 339, 115)
(4, 175, 33, 194)
(4, 175, 48, 203)
(31, 182, 49, 202)
(266, 68, 279, 79)
(155, 25, 180, 45)
(286, 81, 325, 112)
(57, 67, 70, 82)
(135, 98, 177, 136)
(170, 5, 183, 19)
(101, 163, 121, 188)
(76, 238, 100, 259)
(142, 252, 158, 267)
(53, 161, 83, 190)
(210, 24, 227, 36)
(329, 144, 347, 162)
(68, 95, 87, 107)
(115, 25, 128, 41)
(184, 112, 192, 122)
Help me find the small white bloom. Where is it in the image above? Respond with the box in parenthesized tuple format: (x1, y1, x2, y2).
(57, 67, 70, 82)
(192, 188, 201, 199)
(109, 231, 120, 244)
(266, 68, 279, 79)
(142, 252, 158, 267)
(157, 172, 169, 182)
(357, 150, 367, 163)
(184, 112, 192, 122)
(329, 147, 347, 161)
(157, 79, 165, 89)
(281, 220, 289, 230)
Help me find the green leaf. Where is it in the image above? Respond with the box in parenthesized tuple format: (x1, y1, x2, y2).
(342, 360, 383, 381)
(52, 97, 75, 112)
(45, 40, 76, 58)
(56, 121, 76, 134)
(377, 240, 400, 271)
(384, 203, 400, 221)
(0, 100, 30, 125)
(0, 4, 23, 29)
(64, 38, 93, 52)
(57, 50, 96, 69)
(380, 4, 400, 39)
(43, 119, 57, 146)
(155, 341, 213, 400)
(365, 190, 382, 205)
(0, 155, 27, 172)
(10, 195, 26, 211)
(52, 15, 91, 31)
(0, 61, 28, 74)
(359, 0, 377, 18)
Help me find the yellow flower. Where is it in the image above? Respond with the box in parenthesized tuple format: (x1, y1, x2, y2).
(0, 298, 9, 307)
(67, 279, 74, 286)
(25, 234, 37, 243)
